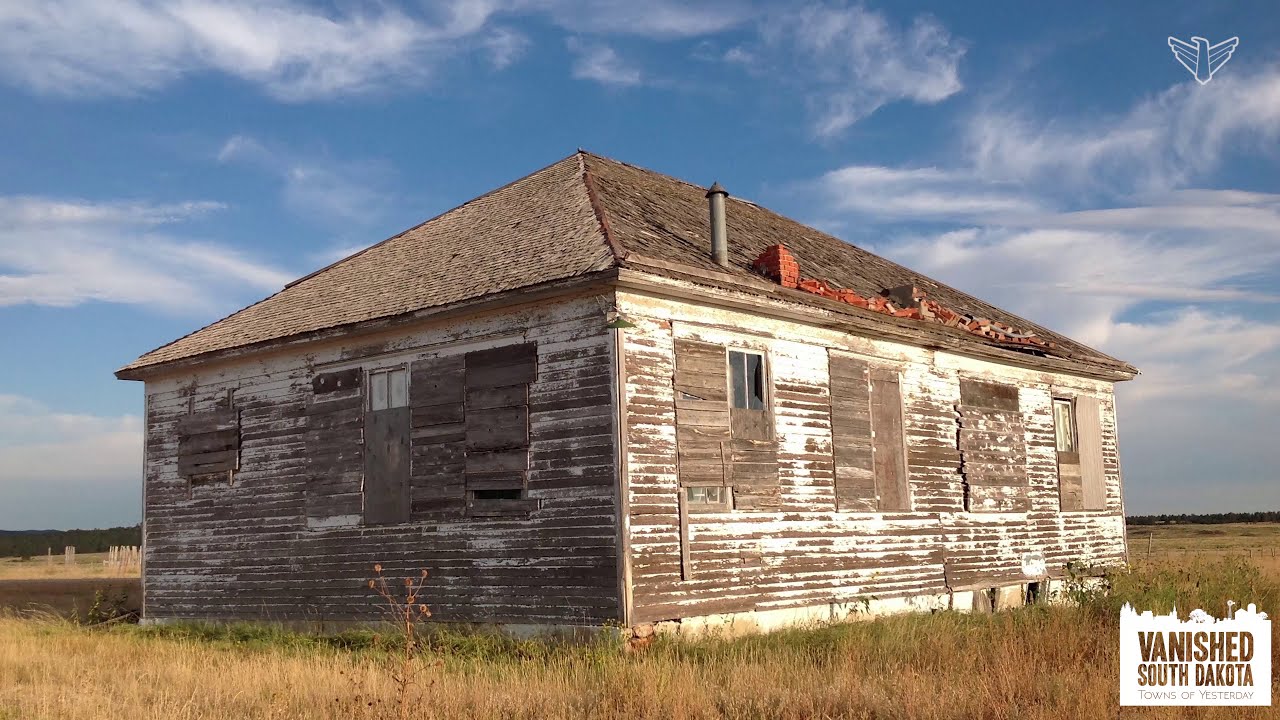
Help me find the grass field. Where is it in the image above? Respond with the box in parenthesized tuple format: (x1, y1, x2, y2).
(0, 525, 1276, 719)
(0, 552, 139, 581)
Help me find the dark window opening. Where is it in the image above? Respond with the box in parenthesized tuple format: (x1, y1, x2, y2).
(729, 350, 766, 410)
(1025, 581, 1043, 605)
(472, 488, 523, 501)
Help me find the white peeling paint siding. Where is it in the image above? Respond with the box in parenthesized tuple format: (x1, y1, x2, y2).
(617, 289, 1127, 624)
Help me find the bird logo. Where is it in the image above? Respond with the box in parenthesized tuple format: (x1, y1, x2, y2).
(1167, 36, 1239, 84)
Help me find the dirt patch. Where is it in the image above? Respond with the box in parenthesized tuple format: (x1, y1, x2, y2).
(0, 578, 141, 620)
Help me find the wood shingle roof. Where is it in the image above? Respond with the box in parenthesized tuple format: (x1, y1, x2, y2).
(119, 151, 1134, 378)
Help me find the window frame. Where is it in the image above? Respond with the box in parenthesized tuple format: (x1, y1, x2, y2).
(725, 346, 773, 442)
(1052, 394, 1086, 512)
(1052, 397, 1078, 455)
(684, 483, 733, 513)
(367, 366, 409, 411)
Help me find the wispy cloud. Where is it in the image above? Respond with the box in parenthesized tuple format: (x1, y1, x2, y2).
(0, 395, 141, 529)
(216, 134, 396, 226)
(567, 38, 643, 86)
(811, 166, 1038, 220)
(0, 195, 290, 311)
(0, 0, 514, 100)
(0, 0, 754, 100)
(528, 0, 753, 37)
(965, 66, 1280, 193)
(739, 4, 965, 137)
(887, 226, 1280, 346)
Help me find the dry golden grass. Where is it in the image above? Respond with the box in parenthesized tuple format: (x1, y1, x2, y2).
(0, 552, 139, 580)
(1129, 523, 1280, 578)
(0, 525, 1276, 719)
(0, 595, 1275, 720)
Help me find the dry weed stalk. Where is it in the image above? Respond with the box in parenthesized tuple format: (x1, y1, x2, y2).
(368, 564, 436, 720)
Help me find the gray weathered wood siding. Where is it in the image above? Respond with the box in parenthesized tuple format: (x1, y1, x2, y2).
(141, 295, 619, 625)
(618, 289, 1127, 624)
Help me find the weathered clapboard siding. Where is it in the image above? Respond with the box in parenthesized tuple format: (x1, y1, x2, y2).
(141, 294, 619, 625)
(618, 289, 1126, 624)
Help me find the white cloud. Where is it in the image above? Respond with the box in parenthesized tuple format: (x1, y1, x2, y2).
(813, 166, 1038, 219)
(746, 4, 965, 137)
(216, 134, 395, 226)
(526, 0, 752, 37)
(0, 0, 756, 100)
(567, 38, 643, 87)
(482, 26, 531, 69)
(965, 65, 1280, 192)
(1104, 309, 1280, 404)
(0, 0, 515, 100)
(887, 226, 1280, 346)
(0, 395, 142, 529)
(0, 195, 291, 311)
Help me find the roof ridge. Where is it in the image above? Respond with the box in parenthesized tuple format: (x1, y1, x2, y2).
(578, 151, 624, 265)
(578, 149, 770, 211)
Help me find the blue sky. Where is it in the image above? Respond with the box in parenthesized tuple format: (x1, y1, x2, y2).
(0, 1, 1277, 529)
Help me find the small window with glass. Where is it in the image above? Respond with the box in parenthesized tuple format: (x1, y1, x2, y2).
(685, 485, 732, 512)
(368, 367, 408, 411)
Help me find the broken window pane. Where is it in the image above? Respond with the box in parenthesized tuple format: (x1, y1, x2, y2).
(729, 350, 766, 410)
(1053, 399, 1076, 452)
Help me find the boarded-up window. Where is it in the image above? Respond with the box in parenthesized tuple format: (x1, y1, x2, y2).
(364, 367, 410, 525)
(176, 407, 239, 479)
(829, 355, 874, 511)
(402, 343, 538, 520)
(674, 339, 731, 506)
(463, 343, 537, 516)
(829, 354, 909, 512)
(1058, 395, 1106, 511)
(673, 339, 779, 512)
(407, 355, 466, 520)
(869, 369, 910, 512)
(306, 369, 364, 527)
(957, 379, 1028, 512)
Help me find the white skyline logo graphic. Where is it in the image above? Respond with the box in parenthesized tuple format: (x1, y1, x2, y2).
(1168, 36, 1239, 84)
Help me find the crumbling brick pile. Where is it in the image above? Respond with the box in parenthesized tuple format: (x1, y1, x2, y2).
(751, 244, 1055, 350)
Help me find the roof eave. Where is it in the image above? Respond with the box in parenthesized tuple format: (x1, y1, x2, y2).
(115, 269, 621, 382)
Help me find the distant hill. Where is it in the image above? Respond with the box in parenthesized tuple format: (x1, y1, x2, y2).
(1127, 511, 1280, 526)
(0, 526, 141, 558)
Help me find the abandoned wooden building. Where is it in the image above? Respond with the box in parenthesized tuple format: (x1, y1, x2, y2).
(117, 151, 1137, 633)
